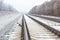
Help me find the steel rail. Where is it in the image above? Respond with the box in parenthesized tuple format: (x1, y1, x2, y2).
(22, 15, 31, 40)
(29, 14, 60, 23)
(27, 15, 60, 37)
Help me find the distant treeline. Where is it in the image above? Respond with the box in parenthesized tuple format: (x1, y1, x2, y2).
(29, 0, 60, 16)
(0, 1, 18, 12)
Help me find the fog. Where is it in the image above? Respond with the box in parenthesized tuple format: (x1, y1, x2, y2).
(4, 0, 51, 12)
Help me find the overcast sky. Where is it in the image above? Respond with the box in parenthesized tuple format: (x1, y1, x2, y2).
(4, 0, 51, 12)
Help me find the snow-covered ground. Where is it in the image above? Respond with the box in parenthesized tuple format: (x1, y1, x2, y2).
(9, 24, 22, 40)
(29, 15, 60, 31)
(40, 15, 60, 19)
(9, 16, 22, 40)
(25, 15, 60, 40)
(0, 13, 22, 40)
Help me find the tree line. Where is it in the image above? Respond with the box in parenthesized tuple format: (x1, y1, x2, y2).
(0, 1, 18, 12)
(29, 0, 60, 16)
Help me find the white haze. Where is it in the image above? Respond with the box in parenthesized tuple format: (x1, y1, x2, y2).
(4, 0, 51, 12)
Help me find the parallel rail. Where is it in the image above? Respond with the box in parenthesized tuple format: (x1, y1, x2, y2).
(21, 15, 60, 40)
(27, 15, 60, 37)
(22, 16, 31, 40)
(37, 16, 60, 23)
(30, 14, 60, 23)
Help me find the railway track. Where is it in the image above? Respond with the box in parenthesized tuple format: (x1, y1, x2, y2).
(21, 16, 31, 40)
(37, 16, 60, 23)
(29, 14, 60, 23)
(21, 15, 60, 40)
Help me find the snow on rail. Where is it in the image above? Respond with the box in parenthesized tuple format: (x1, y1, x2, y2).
(40, 15, 60, 19)
(29, 15, 60, 31)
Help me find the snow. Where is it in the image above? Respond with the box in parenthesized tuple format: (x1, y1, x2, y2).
(0, 14, 20, 31)
(40, 15, 60, 19)
(9, 24, 22, 40)
(0, 13, 21, 40)
(9, 16, 22, 40)
(25, 15, 60, 40)
(30, 15, 60, 31)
